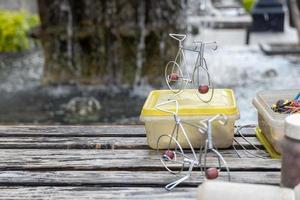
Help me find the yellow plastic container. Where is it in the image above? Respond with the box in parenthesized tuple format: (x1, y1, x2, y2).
(140, 89, 240, 149)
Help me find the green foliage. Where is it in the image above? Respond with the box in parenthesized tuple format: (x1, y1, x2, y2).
(242, 0, 256, 13)
(0, 10, 40, 52)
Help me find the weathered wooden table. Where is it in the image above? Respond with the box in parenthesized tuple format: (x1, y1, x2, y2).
(0, 126, 280, 199)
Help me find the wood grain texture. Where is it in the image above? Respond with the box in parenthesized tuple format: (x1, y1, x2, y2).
(0, 125, 256, 137)
(0, 125, 278, 200)
(0, 126, 146, 137)
(0, 149, 279, 171)
(0, 187, 197, 200)
(0, 136, 262, 149)
(0, 171, 280, 186)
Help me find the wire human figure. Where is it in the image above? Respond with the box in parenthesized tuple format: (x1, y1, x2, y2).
(155, 100, 231, 191)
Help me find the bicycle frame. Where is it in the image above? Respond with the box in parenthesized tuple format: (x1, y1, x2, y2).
(165, 34, 192, 96)
(166, 33, 217, 103)
(155, 100, 231, 190)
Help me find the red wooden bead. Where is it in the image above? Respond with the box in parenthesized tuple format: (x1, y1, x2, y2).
(162, 150, 174, 160)
(205, 167, 219, 179)
(198, 85, 209, 94)
(294, 102, 300, 107)
(169, 73, 179, 81)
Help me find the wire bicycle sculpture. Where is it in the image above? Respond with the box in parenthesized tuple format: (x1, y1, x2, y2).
(156, 33, 269, 191)
(155, 100, 231, 191)
(165, 33, 217, 102)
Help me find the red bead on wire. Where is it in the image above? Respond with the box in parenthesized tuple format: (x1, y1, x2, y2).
(205, 167, 219, 179)
(162, 150, 175, 160)
(169, 73, 179, 82)
(198, 85, 209, 94)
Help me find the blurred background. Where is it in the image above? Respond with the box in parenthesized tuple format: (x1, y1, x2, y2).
(0, 0, 299, 125)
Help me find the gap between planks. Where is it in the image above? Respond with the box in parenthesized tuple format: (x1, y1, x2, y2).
(0, 125, 256, 137)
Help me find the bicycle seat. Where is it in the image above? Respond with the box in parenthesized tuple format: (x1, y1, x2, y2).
(169, 33, 186, 42)
(155, 99, 179, 116)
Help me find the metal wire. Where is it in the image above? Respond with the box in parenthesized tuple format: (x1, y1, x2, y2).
(165, 34, 191, 94)
(155, 102, 231, 190)
(192, 60, 215, 103)
(157, 33, 230, 191)
(165, 33, 217, 103)
(157, 134, 185, 175)
(233, 125, 269, 159)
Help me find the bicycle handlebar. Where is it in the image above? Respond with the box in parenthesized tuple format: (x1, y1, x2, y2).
(193, 41, 218, 50)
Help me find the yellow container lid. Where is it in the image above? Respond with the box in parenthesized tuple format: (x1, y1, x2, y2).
(255, 127, 281, 159)
(141, 89, 239, 117)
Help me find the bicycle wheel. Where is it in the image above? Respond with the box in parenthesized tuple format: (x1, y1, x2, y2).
(201, 140, 231, 181)
(156, 134, 185, 174)
(165, 61, 187, 94)
(192, 59, 214, 103)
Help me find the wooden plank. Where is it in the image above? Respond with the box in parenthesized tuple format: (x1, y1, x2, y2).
(187, 16, 252, 29)
(0, 149, 279, 171)
(0, 136, 263, 149)
(0, 171, 280, 186)
(0, 125, 256, 137)
(0, 137, 147, 149)
(0, 187, 197, 200)
(260, 43, 300, 55)
(0, 126, 146, 137)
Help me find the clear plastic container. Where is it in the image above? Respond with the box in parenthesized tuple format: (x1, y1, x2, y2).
(140, 89, 240, 149)
(252, 89, 300, 153)
(281, 114, 300, 188)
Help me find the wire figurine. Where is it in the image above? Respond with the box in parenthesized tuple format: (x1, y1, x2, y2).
(156, 33, 234, 191)
(155, 100, 231, 191)
(165, 33, 216, 102)
(157, 33, 269, 191)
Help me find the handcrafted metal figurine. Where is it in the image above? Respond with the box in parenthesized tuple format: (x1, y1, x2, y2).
(156, 33, 266, 191)
(165, 33, 216, 102)
(155, 100, 231, 191)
